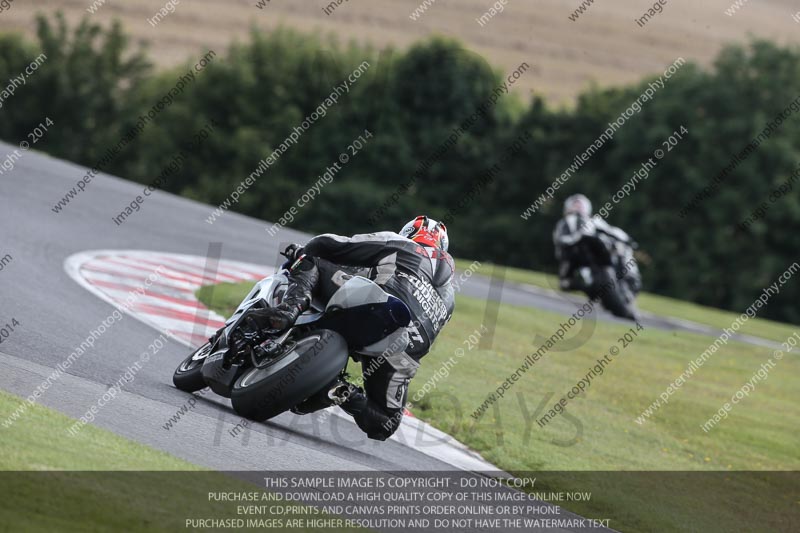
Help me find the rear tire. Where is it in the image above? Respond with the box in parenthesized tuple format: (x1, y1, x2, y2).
(230, 329, 348, 422)
(173, 342, 212, 392)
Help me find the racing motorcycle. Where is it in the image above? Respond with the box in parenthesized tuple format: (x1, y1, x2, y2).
(562, 216, 641, 321)
(172, 255, 411, 421)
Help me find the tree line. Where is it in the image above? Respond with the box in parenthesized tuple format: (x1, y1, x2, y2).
(1, 13, 798, 324)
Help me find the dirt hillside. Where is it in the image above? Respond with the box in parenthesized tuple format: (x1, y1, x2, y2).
(3, 0, 800, 102)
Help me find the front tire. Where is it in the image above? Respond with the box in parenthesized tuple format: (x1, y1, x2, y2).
(230, 329, 348, 422)
(173, 342, 212, 392)
(593, 268, 638, 320)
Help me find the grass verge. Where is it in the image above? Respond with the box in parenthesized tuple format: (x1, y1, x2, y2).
(454, 258, 798, 343)
(0, 390, 358, 532)
(197, 267, 799, 532)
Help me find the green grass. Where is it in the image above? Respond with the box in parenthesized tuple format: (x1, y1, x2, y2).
(455, 258, 560, 291)
(0, 390, 359, 532)
(454, 258, 798, 343)
(197, 282, 256, 317)
(199, 266, 800, 532)
(0, 391, 199, 472)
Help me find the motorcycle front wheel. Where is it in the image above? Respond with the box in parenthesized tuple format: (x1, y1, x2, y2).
(173, 342, 212, 392)
(591, 268, 639, 321)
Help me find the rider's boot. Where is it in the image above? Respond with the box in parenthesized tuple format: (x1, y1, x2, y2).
(291, 376, 361, 414)
(246, 257, 319, 334)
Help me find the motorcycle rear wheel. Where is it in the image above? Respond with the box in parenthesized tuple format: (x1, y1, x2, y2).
(230, 329, 348, 422)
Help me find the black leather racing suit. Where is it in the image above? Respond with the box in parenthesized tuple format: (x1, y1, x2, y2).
(297, 231, 455, 440)
(553, 214, 640, 294)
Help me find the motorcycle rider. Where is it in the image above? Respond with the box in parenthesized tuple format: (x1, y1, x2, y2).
(245, 216, 454, 441)
(553, 194, 641, 297)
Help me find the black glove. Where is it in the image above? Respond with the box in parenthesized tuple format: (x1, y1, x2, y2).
(281, 243, 304, 262)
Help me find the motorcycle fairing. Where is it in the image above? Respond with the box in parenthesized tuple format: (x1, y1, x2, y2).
(200, 273, 411, 397)
(317, 276, 411, 351)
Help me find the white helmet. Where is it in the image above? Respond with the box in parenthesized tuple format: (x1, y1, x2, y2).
(400, 215, 449, 252)
(564, 194, 592, 217)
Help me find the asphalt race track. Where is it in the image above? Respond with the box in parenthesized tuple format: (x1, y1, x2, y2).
(1, 142, 478, 472)
(0, 142, 777, 531)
